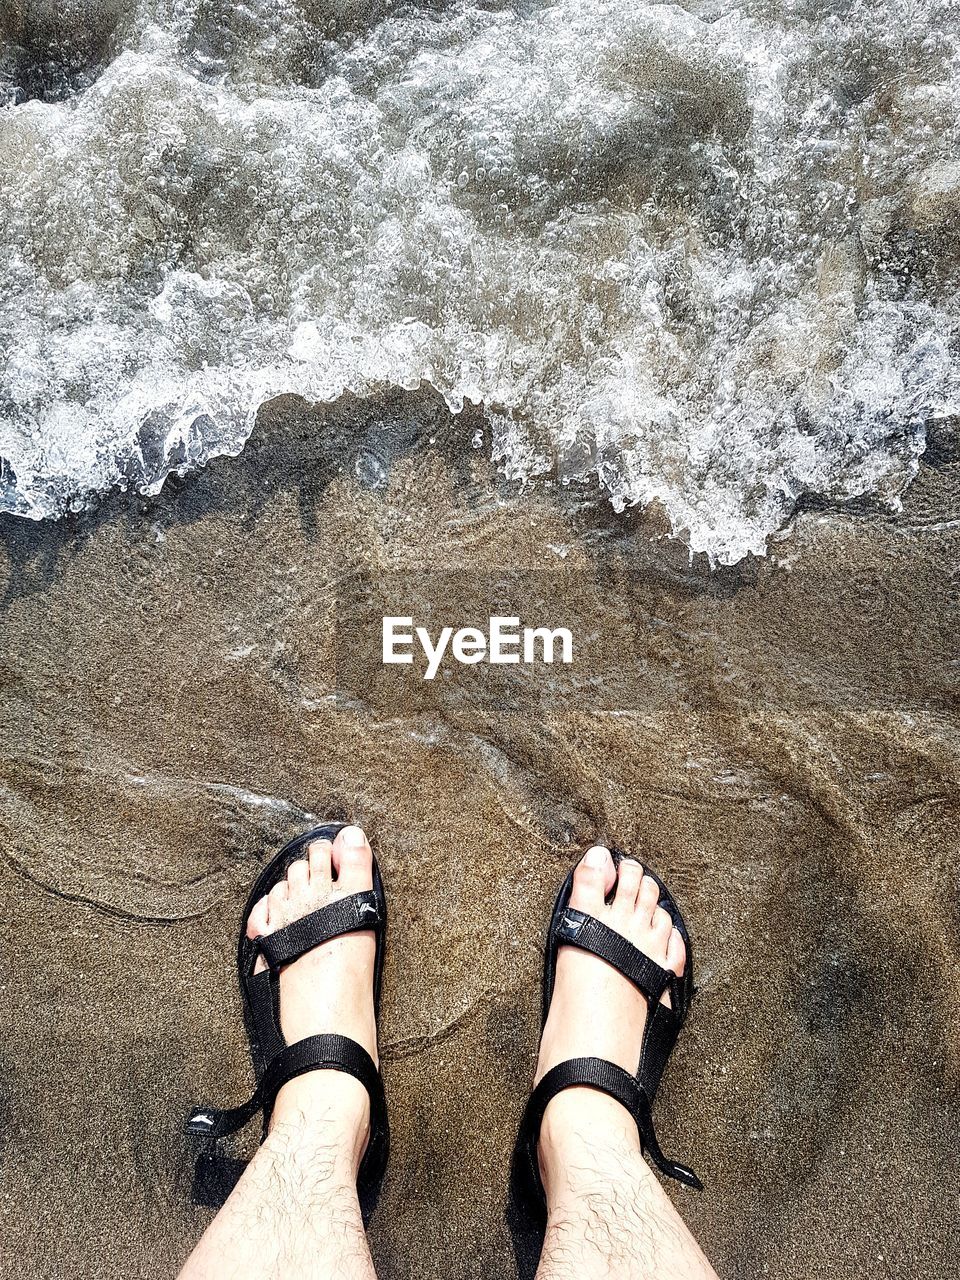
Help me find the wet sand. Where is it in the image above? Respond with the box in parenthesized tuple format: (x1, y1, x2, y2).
(0, 391, 958, 1279)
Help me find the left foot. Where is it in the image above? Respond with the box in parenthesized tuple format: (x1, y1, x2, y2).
(245, 824, 378, 1173)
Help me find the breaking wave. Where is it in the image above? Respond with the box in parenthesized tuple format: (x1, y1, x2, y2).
(1, 0, 958, 561)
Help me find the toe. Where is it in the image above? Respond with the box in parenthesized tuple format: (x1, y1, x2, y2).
(246, 893, 271, 941)
(570, 845, 616, 912)
(661, 926, 687, 1009)
(287, 858, 309, 897)
(666, 926, 687, 978)
(247, 893, 273, 975)
(268, 880, 289, 928)
(637, 873, 660, 922)
(614, 857, 642, 909)
(332, 825, 374, 892)
(308, 838, 333, 885)
(652, 905, 673, 942)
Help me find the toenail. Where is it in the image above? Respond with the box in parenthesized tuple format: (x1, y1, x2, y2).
(342, 825, 366, 846)
(585, 846, 608, 868)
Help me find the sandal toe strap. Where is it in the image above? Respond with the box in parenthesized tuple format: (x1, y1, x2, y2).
(257, 891, 384, 970)
(555, 908, 679, 1008)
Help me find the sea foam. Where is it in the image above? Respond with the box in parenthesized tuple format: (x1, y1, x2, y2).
(1, 0, 958, 562)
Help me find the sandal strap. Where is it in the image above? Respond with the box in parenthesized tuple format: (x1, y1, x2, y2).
(187, 1033, 389, 1209)
(187, 1033, 385, 1141)
(555, 907, 679, 1007)
(520, 1056, 702, 1191)
(257, 890, 384, 970)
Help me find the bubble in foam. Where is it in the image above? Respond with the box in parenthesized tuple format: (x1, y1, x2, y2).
(0, 0, 958, 562)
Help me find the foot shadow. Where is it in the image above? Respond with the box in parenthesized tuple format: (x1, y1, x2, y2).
(505, 1142, 545, 1280)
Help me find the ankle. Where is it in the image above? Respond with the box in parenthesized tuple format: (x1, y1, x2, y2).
(269, 1070, 371, 1180)
(538, 1088, 647, 1209)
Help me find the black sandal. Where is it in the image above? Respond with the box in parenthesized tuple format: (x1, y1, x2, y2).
(514, 849, 702, 1216)
(185, 822, 389, 1218)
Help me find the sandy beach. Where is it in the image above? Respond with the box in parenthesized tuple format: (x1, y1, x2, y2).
(0, 390, 957, 1278)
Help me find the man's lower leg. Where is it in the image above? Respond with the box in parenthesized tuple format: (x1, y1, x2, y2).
(536, 1091, 717, 1280)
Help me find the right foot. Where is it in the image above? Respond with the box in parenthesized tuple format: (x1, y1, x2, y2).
(246, 824, 379, 1175)
(534, 845, 686, 1199)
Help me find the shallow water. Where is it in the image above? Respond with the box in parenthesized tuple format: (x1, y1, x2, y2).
(0, 394, 958, 1278)
(3, 1, 959, 560)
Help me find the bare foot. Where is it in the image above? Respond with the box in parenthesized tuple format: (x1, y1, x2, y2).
(245, 824, 378, 1174)
(534, 845, 686, 1202)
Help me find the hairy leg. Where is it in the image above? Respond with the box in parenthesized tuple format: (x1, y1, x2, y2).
(534, 846, 719, 1280)
(536, 1091, 717, 1280)
(178, 1087, 376, 1280)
